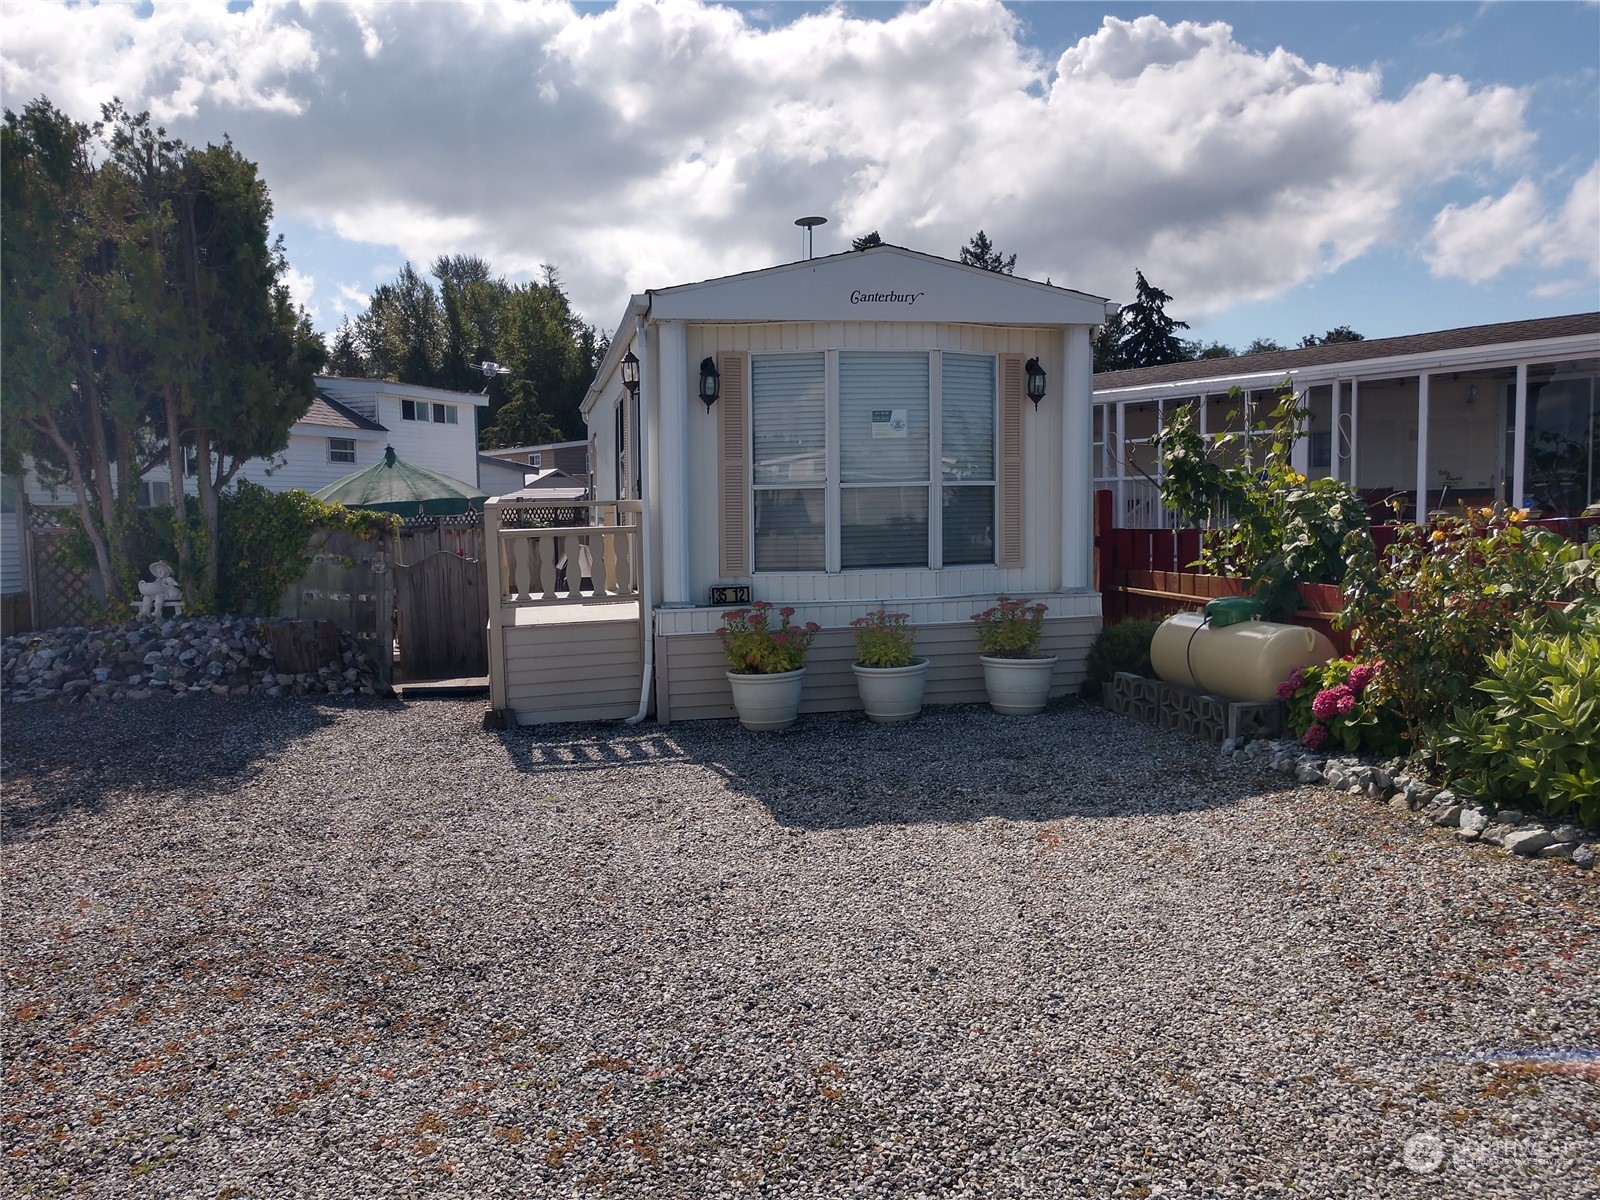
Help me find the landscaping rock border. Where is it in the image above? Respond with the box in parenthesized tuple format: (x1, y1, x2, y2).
(1223, 735, 1599, 870)
(1, 617, 391, 705)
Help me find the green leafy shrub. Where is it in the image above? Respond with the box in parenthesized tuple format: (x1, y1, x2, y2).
(215, 482, 396, 616)
(851, 609, 917, 668)
(1339, 507, 1599, 752)
(718, 601, 821, 674)
(1158, 389, 1372, 618)
(1434, 608, 1600, 825)
(1277, 657, 1405, 758)
(971, 596, 1048, 658)
(1081, 618, 1160, 698)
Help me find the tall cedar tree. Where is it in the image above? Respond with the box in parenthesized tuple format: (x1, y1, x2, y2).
(1118, 270, 1191, 369)
(959, 230, 1016, 274)
(2, 97, 321, 606)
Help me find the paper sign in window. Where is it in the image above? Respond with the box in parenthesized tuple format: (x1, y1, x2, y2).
(872, 408, 908, 438)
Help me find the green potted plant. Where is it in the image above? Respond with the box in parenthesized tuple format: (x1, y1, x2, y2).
(971, 596, 1056, 715)
(849, 609, 928, 723)
(718, 601, 821, 730)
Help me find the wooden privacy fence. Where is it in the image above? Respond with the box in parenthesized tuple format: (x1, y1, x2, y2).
(395, 552, 486, 679)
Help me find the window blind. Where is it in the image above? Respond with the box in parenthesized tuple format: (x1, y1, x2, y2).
(753, 354, 825, 485)
(839, 352, 929, 484)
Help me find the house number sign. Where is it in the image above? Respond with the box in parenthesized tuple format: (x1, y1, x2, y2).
(709, 586, 751, 606)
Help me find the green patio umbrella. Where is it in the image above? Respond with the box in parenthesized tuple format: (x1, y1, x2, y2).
(313, 445, 488, 516)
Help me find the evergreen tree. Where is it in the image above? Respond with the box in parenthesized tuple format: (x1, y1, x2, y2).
(1118, 270, 1190, 368)
(326, 318, 365, 376)
(851, 231, 883, 251)
(1299, 325, 1364, 348)
(959, 229, 1016, 274)
(1244, 337, 1286, 355)
(1093, 309, 1130, 374)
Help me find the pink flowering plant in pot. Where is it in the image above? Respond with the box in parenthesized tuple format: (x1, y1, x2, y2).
(970, 596, 1049, 658)
(718, 601, 821, 674)
(1278, 657, 1405, 757)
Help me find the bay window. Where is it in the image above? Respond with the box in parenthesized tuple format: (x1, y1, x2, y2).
(750, 349, 997, 572)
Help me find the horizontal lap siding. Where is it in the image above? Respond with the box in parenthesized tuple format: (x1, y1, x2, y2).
(503, 619, 641, 724)
(659, 616, 1099, 723)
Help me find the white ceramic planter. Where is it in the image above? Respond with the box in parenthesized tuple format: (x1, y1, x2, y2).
(979, 654, 1058, 715)
(725, 667, 806, 731)
(851, 658, 929, 723)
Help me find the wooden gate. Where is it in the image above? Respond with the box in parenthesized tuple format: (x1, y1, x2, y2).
(395, 551, 487, 680)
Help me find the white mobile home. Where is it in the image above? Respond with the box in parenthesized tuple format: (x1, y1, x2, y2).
(485, 245, 1113, 725)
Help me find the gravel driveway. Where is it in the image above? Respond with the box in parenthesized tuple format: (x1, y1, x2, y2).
(3, 696, 1596, 1198)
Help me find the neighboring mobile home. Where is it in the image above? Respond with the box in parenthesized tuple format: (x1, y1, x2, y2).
(1094, 314, 1600, 527)
(485, 244, 1113, 725)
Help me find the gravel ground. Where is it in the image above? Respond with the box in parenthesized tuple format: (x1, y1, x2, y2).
(3, 695, 1597, 1199)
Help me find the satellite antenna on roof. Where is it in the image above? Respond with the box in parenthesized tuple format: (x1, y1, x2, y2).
(795, 215, 827, 260)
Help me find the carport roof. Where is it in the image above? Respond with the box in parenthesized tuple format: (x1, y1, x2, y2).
(1094, 312, 1600, 392)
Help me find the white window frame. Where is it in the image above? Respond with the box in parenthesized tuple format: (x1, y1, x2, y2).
(749, 349, 998, 574)
(328, 437, 356, 464)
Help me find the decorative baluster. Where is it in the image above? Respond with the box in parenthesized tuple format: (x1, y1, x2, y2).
(615, 528, 633, 597)
(564, 535, 581, 600)
(601, 531, 619, 597)
(508, 534, 528, 600)
(537, 534, 557, 600)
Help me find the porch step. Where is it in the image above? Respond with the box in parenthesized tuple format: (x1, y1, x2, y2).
(394, 676, 490, 698)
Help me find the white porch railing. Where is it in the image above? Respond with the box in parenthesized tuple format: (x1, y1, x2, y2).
(484, 499, 644, 605)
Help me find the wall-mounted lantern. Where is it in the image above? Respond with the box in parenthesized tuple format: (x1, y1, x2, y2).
(1024, 358, 1047, 408)
(620, 350, 640, 398)
(698, 357, 721, 412)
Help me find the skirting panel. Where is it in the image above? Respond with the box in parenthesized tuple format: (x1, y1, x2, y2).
(503, 618, 643, 724)
(656, 615, 1100, 723)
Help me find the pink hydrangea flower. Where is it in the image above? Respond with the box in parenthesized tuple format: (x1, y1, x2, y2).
(1301, 723, 1329, 750)
(1274, 677, 1299, 700)
(1346, 664, 1375, 692)
(1311, 685, 1357, 720)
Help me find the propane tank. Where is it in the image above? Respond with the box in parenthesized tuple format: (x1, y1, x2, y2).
(1150, 611, 1336, 702)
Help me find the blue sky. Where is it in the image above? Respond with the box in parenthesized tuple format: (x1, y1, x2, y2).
(3, 1, 1596, 353)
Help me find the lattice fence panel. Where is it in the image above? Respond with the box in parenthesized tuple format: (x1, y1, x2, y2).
(27, 514, 94, 629)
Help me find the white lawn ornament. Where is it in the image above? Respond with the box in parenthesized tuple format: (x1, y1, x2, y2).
(137, 561, 184, 619)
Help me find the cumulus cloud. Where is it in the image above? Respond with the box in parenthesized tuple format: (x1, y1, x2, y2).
(1425, 163, 1600, 286)
(0, 1, 1558, 327)
(282, 266, 318, 322)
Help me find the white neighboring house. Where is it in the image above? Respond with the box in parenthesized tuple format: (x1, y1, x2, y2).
(16, 376, 489, 508)
(238, 377, 488, 495)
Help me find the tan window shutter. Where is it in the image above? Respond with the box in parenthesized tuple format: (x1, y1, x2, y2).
(998, 353, 1025, 567)
(718, 351, 751, 578)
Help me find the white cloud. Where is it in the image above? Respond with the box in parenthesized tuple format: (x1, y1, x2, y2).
(1425, 163, 1600, 284)
(0, 1, 1559, 328)
(282, 266, 318, 322)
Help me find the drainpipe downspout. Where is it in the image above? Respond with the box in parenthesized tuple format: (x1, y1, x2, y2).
(627, 307, 656, 725)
